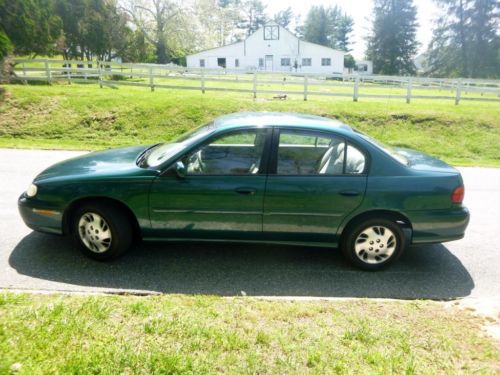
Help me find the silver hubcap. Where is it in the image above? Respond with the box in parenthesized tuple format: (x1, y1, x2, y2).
(354, 225, 397, 264)
(78, 212, 112, 253)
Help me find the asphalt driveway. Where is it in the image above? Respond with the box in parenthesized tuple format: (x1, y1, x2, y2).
(1, 148, 498, 299)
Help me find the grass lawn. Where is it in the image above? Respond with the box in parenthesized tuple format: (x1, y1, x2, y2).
(0, 293, 498, 373)
(0, 82, 499, 166)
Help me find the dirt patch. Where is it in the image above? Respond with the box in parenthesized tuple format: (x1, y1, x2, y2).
(446, 298, 500, 341)
(80, 112, 117, 129)
(0, 95, 60, 135)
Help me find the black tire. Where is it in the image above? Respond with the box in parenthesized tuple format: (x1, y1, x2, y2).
(72, 202, 133, 261)
(341, 218, 405, 271)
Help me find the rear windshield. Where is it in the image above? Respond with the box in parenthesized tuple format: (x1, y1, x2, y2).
(357, 132, 409, 166)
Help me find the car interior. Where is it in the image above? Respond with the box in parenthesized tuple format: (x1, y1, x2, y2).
(183, 130, 365, 176)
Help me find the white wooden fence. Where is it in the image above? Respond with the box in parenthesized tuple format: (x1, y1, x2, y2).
(9, 58, 500, 105)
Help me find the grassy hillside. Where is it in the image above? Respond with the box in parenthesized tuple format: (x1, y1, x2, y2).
(0, 83, 499, 166)
(1, 293, 498, 373)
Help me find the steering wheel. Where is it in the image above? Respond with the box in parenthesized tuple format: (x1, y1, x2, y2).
(187, 150, 206, 173)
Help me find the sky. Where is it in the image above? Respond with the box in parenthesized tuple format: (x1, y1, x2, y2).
(263, 0, 440, 60)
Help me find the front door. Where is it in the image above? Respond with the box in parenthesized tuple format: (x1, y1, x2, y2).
(263, 128, 367, 244)
(265, 55, 273, 71)
(149, 128, 270, 240)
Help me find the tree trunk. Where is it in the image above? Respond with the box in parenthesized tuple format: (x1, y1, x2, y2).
(156, 40, 168, 64)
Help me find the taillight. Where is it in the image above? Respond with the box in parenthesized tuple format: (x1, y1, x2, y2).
(451, 186, 464, 204)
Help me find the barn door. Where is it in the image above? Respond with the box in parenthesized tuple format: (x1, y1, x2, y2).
(265, 55, 273, 71)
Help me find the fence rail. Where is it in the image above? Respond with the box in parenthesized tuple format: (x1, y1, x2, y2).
(8, 59, 500, 104)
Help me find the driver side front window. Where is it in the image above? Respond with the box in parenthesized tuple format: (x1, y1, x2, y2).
(182, 129, 267, 175)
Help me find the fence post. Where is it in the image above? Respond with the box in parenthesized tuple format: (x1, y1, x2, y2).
(149, 67, 154, 92)
(67, 62, 72, 84)
(353, 76, 359, 102)
(45, 60, 52, 84)
(22, 62, 27, 84)
(98, 61, 103, 88)
(406, 77, 412, 104)
(303, 75, 308, 101)
(455, 79, 461, 105)
(201, 69, 205, 94)
(253, 71, 257, 99)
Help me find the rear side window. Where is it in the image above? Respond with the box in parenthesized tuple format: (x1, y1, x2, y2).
(276, 130, 366, 175)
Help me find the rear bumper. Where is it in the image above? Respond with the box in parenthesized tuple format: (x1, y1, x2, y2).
(18, 195, 64, 235)
(408, 206, 470, 244)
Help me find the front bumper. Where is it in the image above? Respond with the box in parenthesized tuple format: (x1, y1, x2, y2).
(409, 206, 470, 244)
(18, 195, 64, 235)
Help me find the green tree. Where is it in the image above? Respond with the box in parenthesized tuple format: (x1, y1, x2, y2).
(366, 0, 419, 75)
(121, 0, 185, 64)
(468, 0, 499, 77)
(344, 53, 356, 70)
(54, 0, 130, 61)
(335, 13, 354, 51)
(426, 0, 499, 78)
(303, 5, 354, 51)
(0, 0, 62, 57)
(192, 0, 243, 48)
(0, 31, 12, 59)
(238, 0, 267, 36)
(273, 7, 293, 28)
(303, 6, 330, 46)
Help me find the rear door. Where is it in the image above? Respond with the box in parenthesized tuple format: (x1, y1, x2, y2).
(263, 128, 368, 244)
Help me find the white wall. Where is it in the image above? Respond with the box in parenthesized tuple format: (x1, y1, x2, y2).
(186, 25, 345, 74)
(186, 42, 244, 70)
(355, 60, 373, 75)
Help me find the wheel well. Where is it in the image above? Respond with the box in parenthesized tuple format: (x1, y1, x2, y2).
(63, 197, 141, 240)
(339, 210, 413, 243)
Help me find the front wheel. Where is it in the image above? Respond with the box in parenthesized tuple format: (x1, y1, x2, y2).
(72, 203, 133, 261)
(341, 218, 405, 271)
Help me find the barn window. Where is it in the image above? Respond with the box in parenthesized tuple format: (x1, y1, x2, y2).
(199, 59, 205, 67)
(258, 58, 264, 67)
(235, 59, 239, 68)
(302, 58, 312, 66)
(264, 26, 279, 40)
(217, 58, 226, 68)
(321, 58, 331, 66)
(281, 58, 291, 66)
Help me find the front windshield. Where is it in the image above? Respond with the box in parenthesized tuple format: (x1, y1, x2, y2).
(140, 122, 216, 168)
(357, 132, 409, 166)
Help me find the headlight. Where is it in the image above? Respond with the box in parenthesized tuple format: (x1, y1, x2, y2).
(26, 183, 38, 197)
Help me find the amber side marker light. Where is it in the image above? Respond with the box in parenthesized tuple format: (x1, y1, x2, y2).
(32, 208, 60, 217)
(451, 186, 465, 204)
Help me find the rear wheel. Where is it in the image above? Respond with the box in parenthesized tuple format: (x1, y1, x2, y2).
(341, 218, 405, 271)
(72, 203, 133, 261)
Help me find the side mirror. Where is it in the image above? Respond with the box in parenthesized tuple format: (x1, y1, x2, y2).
(174, 161, 186, 178)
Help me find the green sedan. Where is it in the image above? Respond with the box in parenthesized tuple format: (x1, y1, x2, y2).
(18, 112, 469, 270)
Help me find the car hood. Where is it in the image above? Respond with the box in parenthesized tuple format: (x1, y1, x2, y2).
(34, 145, 153, 182)
(396, 148, 459, 174)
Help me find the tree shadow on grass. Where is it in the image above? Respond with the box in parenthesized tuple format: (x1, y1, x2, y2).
(9, 232, 474, 299)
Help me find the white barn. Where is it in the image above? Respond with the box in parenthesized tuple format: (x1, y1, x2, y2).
(186, 23, 345, 74)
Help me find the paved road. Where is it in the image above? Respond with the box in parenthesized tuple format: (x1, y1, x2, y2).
(1, 148, 499, 299)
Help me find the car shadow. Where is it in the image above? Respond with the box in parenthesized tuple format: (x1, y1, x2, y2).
(8, 232, 474, 299)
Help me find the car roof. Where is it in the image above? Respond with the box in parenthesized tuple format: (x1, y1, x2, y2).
(213, 112, 353, 133)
